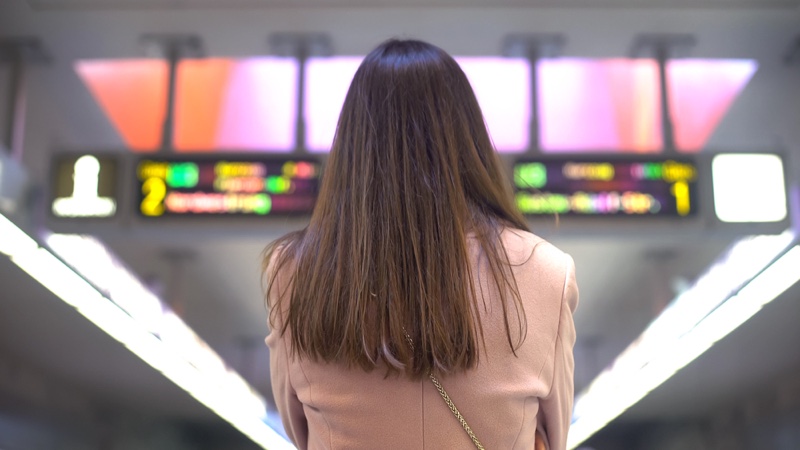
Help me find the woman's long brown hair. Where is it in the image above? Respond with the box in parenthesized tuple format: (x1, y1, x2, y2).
(264, 39, 530, 379)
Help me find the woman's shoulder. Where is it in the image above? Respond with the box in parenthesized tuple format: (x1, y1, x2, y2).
(499, 227, 569, 268)
(500, 227, 579, 314)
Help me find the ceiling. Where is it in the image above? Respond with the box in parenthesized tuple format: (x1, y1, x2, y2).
(0, 0, 799, 445)
(22, 0, 800, 10)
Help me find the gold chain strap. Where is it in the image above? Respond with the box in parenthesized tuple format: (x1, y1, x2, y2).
(427, 371, 485, 450)
(404, 332, 486, 450)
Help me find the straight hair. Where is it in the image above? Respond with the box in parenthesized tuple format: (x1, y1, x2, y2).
(264, 39, 531, 379)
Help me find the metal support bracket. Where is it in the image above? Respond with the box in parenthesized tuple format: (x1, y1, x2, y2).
(0, 37, 50, 162)
(631, 34, 696, 154)
(270, 33, 332, 154)
(140, 34, 204, 153)
(502, 34, 565, 155)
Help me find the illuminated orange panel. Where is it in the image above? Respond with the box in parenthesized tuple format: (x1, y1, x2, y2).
(173, 59, 234, 151)
(607, 59, 662, 153)
(75, 60, 167, 152)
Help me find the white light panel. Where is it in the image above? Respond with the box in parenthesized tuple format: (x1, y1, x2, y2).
(712, 153, 787, 223)
(51, 155, 117, 218)
(304, 56, 531, 152)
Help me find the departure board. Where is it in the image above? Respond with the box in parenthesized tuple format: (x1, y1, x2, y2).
(513, 158, 698, 217)
(136, 157, 321, 217)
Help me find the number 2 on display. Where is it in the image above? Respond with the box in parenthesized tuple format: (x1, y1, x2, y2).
(141, 177, 166, 217)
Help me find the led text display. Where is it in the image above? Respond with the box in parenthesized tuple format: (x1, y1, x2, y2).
(513, 158, 698, 217)
(137, 157, 320, 217)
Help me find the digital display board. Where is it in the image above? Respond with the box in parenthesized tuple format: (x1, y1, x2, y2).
(136, 157, 320, 217)
(51, 154, 118, 218)
(513, 158, 698, 217)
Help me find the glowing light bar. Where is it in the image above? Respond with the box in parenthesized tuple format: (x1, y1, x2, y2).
(455, 57, 531, 152)
(46, 234, 165, 334)
(75, 59, 168, 151)
(568, 231, 798, 449)
(668, 60, 757, 152)
(76, 58, 298, 152)
(173, 58, 298, 152)
(0, 213, 293, 449)
(538, 59, 757, 153)
(712, 153, 787, 223)
(513, 157, 698, 216)
(76, 57, 755, 155)
(304, 56, 361, 152)
(538, 59, 662, 153)
(304, 56, 531, 152)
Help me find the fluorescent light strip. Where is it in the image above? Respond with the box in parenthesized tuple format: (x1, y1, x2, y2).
(44, 234, 274, 422)
(0, 214, 294, 450)
(571, 232, 793, 425)
(597, 231, 796, 385)
(568, 238, 800, 449)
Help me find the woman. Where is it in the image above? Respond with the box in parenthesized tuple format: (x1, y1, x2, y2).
(264, 39, 578, 450)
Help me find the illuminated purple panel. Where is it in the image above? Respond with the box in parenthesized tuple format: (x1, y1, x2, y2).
(538, 59, 618, 151)
(538, 59, 662, 153)
(216, 58, 298, 151)
(305, 56, 531, 152)
(667, 59, 757, 152)
(457, 57, 530, 152)
(305, 57, 363, 152)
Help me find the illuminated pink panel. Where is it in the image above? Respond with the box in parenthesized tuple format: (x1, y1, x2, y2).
(456, 57, 530, 152)
(668, 59, 757, 152)
(215, 58, 298, 152)
(538, 59, 662, 153)
(305, 57, 363, 152)
(305, 56, 531, 152)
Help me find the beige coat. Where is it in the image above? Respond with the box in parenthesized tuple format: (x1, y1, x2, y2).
(266, 229, 579, 450)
